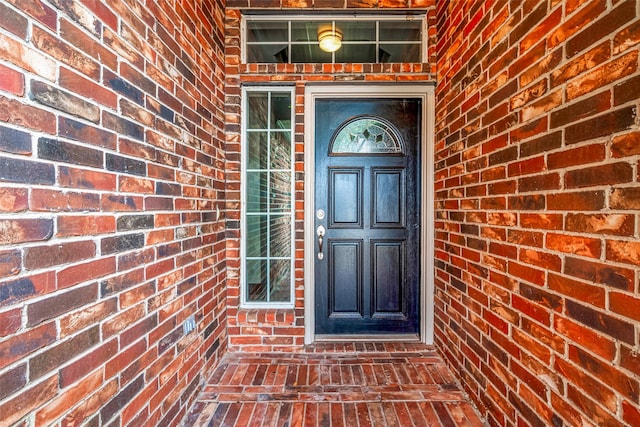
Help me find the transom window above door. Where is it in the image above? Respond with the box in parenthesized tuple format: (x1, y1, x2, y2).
(242, 15, 425, 64)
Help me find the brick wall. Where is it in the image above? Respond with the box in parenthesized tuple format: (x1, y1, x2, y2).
(223, 0, 438, 352)
(0, 0, 227, 425)
(434, 1, 640, 426)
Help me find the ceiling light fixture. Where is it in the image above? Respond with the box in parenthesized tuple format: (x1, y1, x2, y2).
(318, 25, 342, 53)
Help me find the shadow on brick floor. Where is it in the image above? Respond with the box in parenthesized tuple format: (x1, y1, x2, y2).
(185, 343, 485, 426)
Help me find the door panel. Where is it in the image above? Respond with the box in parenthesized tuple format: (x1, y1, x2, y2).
(373, 169, 404, 227)
(330, 169, 362, 227)
(315, 98, 420, 335)
(329, 241, 362, 316)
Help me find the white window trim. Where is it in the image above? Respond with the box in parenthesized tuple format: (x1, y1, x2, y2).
(241, 86, 296, 309)
(241, 14, 428, 64)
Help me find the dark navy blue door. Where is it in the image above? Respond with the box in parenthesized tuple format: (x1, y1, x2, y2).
(314, 98, 421, 335)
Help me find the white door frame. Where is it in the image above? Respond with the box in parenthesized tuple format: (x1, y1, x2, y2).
(303, 84, 436, 345)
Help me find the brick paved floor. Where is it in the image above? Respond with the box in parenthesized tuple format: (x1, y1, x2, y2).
(186, 343, 485, 426)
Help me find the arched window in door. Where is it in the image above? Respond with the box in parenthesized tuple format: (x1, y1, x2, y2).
(330, 116, 405, 155)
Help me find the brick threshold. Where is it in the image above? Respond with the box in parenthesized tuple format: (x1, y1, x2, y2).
(185, 343, 485, 426)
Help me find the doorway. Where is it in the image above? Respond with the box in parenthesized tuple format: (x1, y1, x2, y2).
(304, 85, 435, 344)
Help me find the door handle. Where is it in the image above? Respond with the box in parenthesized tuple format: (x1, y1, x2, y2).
(317, 225, 325, 260)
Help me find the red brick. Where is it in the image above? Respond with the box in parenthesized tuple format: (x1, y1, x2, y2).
(0, 307, 22, 336)
(611, 131, 640, 157)
(24, 240, 96, 270)
(59, 298, 118, 338)
(547, 190, 605, 211)
(59, 18, 118, 70)
(56, 215, 115, 237)
(0, 95, 56, 134)
(623, 399, 640, 427)
(548, 273, 604, 308)
(0, 374, 58, 426)
(0, 188, 28, 213)
(0, 322, 56, 371)
(566, 51, 638, 101)
(59, 67, 118, 109)
(0, 62, 24, 95)
(566, 213, 634, 236)
(31, 188, 100, 212)
(564, 256, 635, 291)
(555, 358, 618, 413)
(565, 162, 633, 189)
(551, 41, 611, 88)
(545, 233, 601, 258)
(569, 345, 639, 401)
(548, 144, 606, 170)
(59, 339, 119, 388)
(0, 2, 28, 38)
(606, 240, 640, 267)
(0, 218, 53, 245)
(5, 0, 56, 30)
(508, 156, 546, 177)
(57, 257, 116, 289)
(520, 213, 563, 230)
(554, 316, 616, 361)
(566, 0, 636, 58)
(566, 299, 635, 344)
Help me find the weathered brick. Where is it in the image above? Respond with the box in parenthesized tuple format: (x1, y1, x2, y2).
(564, 256, 634, 291)
(0, 322, 56, 371)
(0, 187, 27, 214)
(106, 153, 147, 176)
(101, 233, 145, 255)
(58, 116, 117, 150)
(565, 162, 633, 189)
(100, 268, 145, 297)
(30, 80, 100, 123)
(116, 214, 155, 231)
(0, 94, 56, 133)
(606, 240, 640, 267)
(546, 233, 601, 258)
(103, 111, 144, 141)
(548, 144, 605, 170)
(0, 249, 21, 278)
(0, 2, 28, 38)
(0, 62, 24, 96)
(56, 215, 115, 237)
(566, 0, 636, 57)
(550, 41, 611, 88)
(0, 124, 31, 155)
(59, 17, 117, 70)
(38, 137, 103, 168)
(566, 51, 638, 101)
(24, 240, 96, 270)
(27, 283, 98, 327)
(59, 338, 119, 388)
(547, 190, 605, 211)
(29, 326, 100, 381)
(30, 188, 101, 212)
(566, 299, 635, 344)
(0, 375, 58, 426)
(0, 218, 53, 245)
(550, 92, 611, 128)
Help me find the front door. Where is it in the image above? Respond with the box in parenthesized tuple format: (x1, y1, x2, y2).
(314, 98, 421, 336)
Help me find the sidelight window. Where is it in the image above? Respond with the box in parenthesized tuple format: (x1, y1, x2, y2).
(242, 87, 295, 307)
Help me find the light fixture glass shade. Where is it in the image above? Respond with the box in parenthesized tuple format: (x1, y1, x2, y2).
(318, 27, 342, 53)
